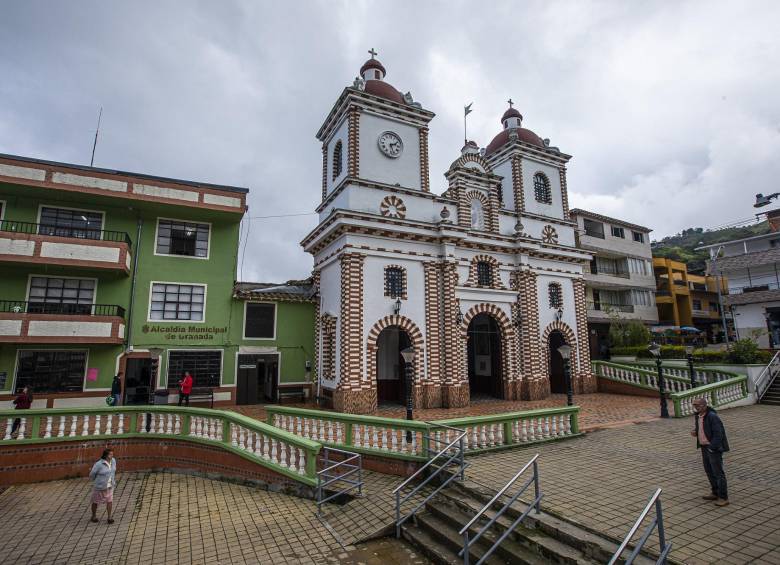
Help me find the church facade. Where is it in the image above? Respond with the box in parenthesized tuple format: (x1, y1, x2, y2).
(303, 54, 596, 414)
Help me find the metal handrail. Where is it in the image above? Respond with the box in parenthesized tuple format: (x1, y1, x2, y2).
(394, 423, 467, 538)
(608, 488, 671, 565)
(316, 446, 363, 516)
(756, 350, 780, 401)
(459, 454, 542, 565)
(0, 300, 126, 317)
(0, 219, 132, 247)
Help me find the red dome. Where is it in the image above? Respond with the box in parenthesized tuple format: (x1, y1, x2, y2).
(501, 107, 522, 121)
(363, 79, 405, 104)
(360, 58, 386, 76)
(485, 128, 545, 155)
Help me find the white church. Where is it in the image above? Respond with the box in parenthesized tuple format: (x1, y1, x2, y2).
(302, 53, 595, 414)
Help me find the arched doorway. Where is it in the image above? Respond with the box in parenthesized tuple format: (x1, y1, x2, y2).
(467, 313, 503, 398)
(376, 326, 412, 405)
(548, 330, 568, 394)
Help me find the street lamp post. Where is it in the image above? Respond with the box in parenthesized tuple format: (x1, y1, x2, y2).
(685, 345, 697, 388)
(648, 343, 670, 418)
(400, 346, 416, 443)
(557, 344, 574, 406)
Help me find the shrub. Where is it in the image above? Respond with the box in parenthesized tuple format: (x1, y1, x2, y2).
(726, 339, 770, 364)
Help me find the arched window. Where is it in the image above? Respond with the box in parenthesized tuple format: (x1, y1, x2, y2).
(477, 261, 493, 287)
(534, 172, 551, 204)
(332, 141, 343, 180)
(470, 199, 484, 229)
(548, 282, 563, 308)
(384, 266, 406, 298)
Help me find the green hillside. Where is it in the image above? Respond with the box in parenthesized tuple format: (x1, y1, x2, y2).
(652, 221, 770, 273)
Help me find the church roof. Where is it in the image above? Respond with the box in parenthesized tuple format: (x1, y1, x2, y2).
(363, 79, 405, 104)
(360, 58, 386, 76)
(485, 127, 545, 155)
(501, 107, 522, 121)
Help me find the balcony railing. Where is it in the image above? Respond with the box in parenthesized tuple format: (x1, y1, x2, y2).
(0, 219, 132, 247)
(584, 229, 605, 239)
(672, 279, 687, 286)
(656, 290, 672, 297)
(0, 300, 126, 317)
(587, 301, 635, 313)
(729, 281, 780, 295)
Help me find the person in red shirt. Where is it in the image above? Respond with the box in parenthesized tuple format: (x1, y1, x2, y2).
(11, 386, 33, 438)
(177, 372, 193, 406)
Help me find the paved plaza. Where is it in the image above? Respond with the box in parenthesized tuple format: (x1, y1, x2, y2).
(234, 392, 671, 432)
(466, 404, 780, 564)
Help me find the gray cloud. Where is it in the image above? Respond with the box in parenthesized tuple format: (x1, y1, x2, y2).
(2, 0, 778, 282)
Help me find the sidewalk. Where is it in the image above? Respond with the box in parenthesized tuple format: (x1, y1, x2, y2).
(464, 404, 780, 564)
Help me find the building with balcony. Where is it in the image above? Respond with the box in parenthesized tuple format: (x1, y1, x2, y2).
(570, 209, 657, 359)
(0, 153, 247, 407)
(700, 228, 780, 348)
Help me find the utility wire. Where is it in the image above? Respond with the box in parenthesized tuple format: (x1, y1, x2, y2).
(248, 212, 317, 219)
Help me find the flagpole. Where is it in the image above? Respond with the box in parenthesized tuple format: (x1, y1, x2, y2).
(464, 102, 473, 146)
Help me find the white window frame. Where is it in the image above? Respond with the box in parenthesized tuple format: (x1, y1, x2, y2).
(632, 230, 645, 243)
(0, 199, 6, 221)
(154, 217, 212, 260)
(165, 348, 223, 388)
(147, 281, 208, 324)
(12, 348, 93, 393)
(611, 226, 625, 239)
(25, 274, 99, 307)
(243, 301, 277, 340)
(36, 204, 106, 232)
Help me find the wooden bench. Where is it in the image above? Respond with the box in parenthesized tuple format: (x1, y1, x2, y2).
(171, 387, 214, 408)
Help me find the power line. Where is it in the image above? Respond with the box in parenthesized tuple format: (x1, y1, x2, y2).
(248, 212, 317, 219)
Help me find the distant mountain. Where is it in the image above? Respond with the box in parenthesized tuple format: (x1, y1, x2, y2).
(651, 221, 770, 273)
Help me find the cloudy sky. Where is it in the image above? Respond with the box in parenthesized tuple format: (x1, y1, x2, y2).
(2, 1, 778, 282)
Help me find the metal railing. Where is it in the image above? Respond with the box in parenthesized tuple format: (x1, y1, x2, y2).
(315, 446, 363, 516)
(729, 281, 780, 295)
(608, 488, 671, 565)
(587, 301, 635, 313)
(460, 454, 542, 565)
(394, 423, 467, 538)
(0, 300, 126, 317)
(0, 219, 132, 247)
(756, 350, 780, 401)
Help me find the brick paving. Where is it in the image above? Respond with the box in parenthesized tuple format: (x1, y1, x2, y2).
(464, 404, 780, 565)
(233, 392, 671, 432)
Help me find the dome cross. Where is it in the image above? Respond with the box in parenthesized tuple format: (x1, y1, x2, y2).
(368, 48, 378, 59)
(507, 98, 514, 108)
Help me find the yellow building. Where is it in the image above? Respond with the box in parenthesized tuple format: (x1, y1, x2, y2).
(653, 257, 728, 342)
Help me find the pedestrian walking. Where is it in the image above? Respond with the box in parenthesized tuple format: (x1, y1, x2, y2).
(111, 373, 122, 407)
(691, 398, 730, 506)
(89, 448, 117, 524)
(177, 371, 193, 406)
(10, 386, 33, 438)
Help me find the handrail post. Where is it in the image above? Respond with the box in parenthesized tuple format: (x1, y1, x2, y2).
(345, 421, 353, 446)
(129, 412, 138, 433)
(459, 436, 465, 481)
(463, 531, 470, 565)
(222, 416, 231, 444)
(502, 420, 512, 445)
(533, 459, 541, 513)
(31, 415, 41, 439)
(306, 446, 318, 479)
(395, 490, 401, 538)
(570, 410, 579, 434)
(655, 497, 667, 560)
(181, 413, 191, 436)
(357, 454, 363, 496)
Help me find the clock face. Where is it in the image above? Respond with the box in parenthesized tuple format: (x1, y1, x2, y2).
(378, 131, 403, 158)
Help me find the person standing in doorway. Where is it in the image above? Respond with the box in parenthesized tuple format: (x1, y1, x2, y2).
(691, 398, 730, 506)
(89, 448, 117, 524)
(111, 373, 122, 407)
(178, 371, 193, 406)
(10, 386, 33, 438)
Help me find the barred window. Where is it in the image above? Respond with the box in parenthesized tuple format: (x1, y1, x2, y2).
(332, 141, 343, 179)
(548, 283, 563, 308)
(15, 350, 86, 393)
(28, 276, 95, 315)
(39, 207, 102, 240)
(533, 173, 551, 204)
(244, 303, 275, 338)
(150, 283, 205, 321)
(166, 350, 222, 388)
(384, 267, 405, 297)
(477, 262, 493, 286)
(156, 219, 210, 258)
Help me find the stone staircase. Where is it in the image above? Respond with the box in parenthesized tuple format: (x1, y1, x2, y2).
(760, 374, 780, 405)
(401, 479, 658, 565)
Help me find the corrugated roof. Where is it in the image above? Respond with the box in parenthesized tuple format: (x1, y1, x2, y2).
(233, 279, 317, 303)
(569, 208, 652, 233)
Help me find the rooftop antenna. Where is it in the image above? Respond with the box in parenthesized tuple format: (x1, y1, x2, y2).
(90, 107, 102, 167)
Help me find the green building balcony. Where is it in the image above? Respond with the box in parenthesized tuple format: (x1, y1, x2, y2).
(0, 300, 126, 344)
(0, 219, 132, 275)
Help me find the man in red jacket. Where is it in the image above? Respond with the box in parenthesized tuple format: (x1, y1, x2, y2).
(177, 372, 193, 406)
(11, 386, 33, 438)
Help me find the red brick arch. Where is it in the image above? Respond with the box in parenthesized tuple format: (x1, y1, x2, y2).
(542, 320, 578, 374)
(459, 303, 518, 398)
(450, 153, 493, 174)
(366, 315, 425, 386)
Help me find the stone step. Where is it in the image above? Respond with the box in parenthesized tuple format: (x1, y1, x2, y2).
(426, 495, 599, 565)
(760, 397, 780, 405)
(411, 508, 543, 564)
(447, 479, 658, 565)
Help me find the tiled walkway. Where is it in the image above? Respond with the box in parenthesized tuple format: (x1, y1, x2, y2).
(233, 392, 670, 431)
(465, 404, 780, 565)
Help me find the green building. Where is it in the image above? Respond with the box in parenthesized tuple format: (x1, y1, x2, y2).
(0, 153, 247, 407)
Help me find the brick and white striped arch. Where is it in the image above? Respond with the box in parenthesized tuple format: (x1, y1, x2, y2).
(542, 320, 579, 372)
(366, 315, 425, 384)
(459, 303, 517, 395)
